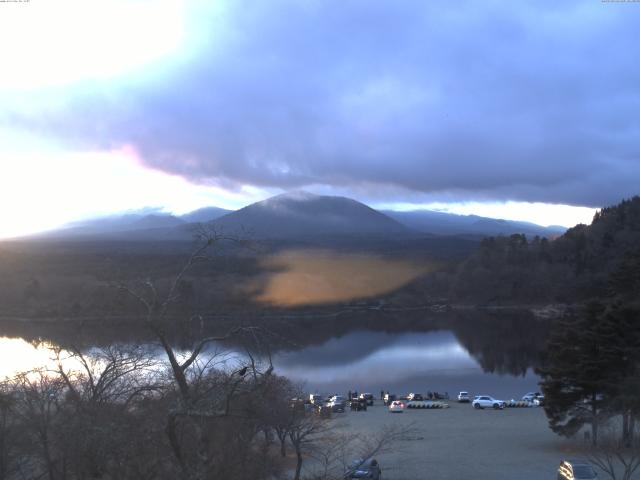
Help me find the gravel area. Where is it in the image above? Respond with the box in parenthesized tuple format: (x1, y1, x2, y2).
(332, 401, 582, 480)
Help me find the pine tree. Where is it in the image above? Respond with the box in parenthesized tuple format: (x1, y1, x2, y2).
(604, 248, 640, 445)
(537, 303, 617, 445)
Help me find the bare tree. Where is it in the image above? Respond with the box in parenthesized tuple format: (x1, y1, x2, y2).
(587, 423, 640, 480)
(0, 385, 21, 480)
(288, 410, 332, 480)
(8, 370, 65, 480)
(44, 344, 164, 479)
(306, 430, 356, 480)
(116, 228, 282, 480)
(116, 229, 250, 402)
(303, 422, 418, 480)
(51, 344, 161, 406)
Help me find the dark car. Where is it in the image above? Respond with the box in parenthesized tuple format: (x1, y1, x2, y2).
(359, 393, 374, 406)
(327, 395, 347, 413)
(350, 398, 368, 411)
(557, 460, 598, 479)
(345, 458, 382, 479)
(383, 393, 397, 406)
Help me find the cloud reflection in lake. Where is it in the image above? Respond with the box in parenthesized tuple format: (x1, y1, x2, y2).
(272, 330, 540, 398)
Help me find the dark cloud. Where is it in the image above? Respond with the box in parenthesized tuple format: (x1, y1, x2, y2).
(5, 0, 640, 207)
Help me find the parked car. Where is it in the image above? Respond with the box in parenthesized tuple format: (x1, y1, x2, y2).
(350, 398, 368, 411)
(457, 391, 470, 403)
(359, 393, 374, 406)
(383, 393, 397, 406)
(327, 395, 347, 412)
(522, 392, 545, 405)
(309, 394, 324, 405)
(345, 458, 382, 479)
(432, 391, 449, 400)
(388, 400, 405, 413)
(407, 393, 423, 401)
(472, 395, 506, 409)
(557, 460, 598, 479)
(533, 396, 545, 406)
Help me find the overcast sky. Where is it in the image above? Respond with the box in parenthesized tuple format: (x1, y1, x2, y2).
(1, 0, 638, 237)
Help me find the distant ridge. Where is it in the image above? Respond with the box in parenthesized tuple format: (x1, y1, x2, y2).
(40, 212, 185, 238)
(25, 193, 566, 242)
(384, 209, 565, 238)
(180, 207, 231, 223)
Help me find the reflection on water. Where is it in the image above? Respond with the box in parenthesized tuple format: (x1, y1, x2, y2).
(0, 312, 547, 399)
(0, 337, 238, 380)
(0, 337, 78, 378)
(272, 330, 540, 398)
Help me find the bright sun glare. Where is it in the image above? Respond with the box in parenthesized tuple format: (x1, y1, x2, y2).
(0, 0, 185, 89)
(0, 144, 263, 239)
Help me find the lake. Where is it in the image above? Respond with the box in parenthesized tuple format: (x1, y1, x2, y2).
(0, 311, 549, 400)
(272, 329, 541, 399)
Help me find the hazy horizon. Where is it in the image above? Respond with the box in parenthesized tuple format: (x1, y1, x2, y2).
(0, 189, 594, 241)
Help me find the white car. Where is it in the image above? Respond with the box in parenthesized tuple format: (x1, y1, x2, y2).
(388, 400, 406, 413)
(472, 395, 506, 409)
(457, 391, 470, 403)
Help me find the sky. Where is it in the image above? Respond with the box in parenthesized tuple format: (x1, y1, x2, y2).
(1, 0, 639, 238)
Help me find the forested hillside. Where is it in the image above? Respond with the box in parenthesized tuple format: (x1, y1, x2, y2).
(439, 197, 640, 304)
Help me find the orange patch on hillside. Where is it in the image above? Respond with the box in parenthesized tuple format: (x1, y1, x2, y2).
(253, 249, 428, 306)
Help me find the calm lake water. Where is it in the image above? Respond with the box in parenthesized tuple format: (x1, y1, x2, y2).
(272, 330, 541, 399)
(0, 315, 546, 400)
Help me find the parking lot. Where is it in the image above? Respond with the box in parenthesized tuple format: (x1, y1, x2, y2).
(332, 400, 584, 480)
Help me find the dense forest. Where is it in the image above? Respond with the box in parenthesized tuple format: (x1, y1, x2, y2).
(419, 196, 640, 305)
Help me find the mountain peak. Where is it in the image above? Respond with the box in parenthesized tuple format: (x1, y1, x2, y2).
(212, 192, 410, 239)
(180, 206, 231, 223)
(268, 190, 319, 201)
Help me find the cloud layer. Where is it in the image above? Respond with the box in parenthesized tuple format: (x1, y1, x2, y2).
(4, 0, 640, 207)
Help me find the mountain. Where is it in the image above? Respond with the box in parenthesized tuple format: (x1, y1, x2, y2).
(180, 207, 231, 223)
(39, 212, 186, 238)
(34, 207, 230, 240)
(210, 191, 411, 239)
(383, 209, 565, 238)
(29, 194, 563, 242)
(129, 214, 185, 230)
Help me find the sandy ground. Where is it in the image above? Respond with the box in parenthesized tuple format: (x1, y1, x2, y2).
(327, 401, 584, 480)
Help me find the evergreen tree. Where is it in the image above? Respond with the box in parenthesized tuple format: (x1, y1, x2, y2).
(537, 303, 617, 445)
(603, 305, 640, 446)
(603, 250, 640, 445)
